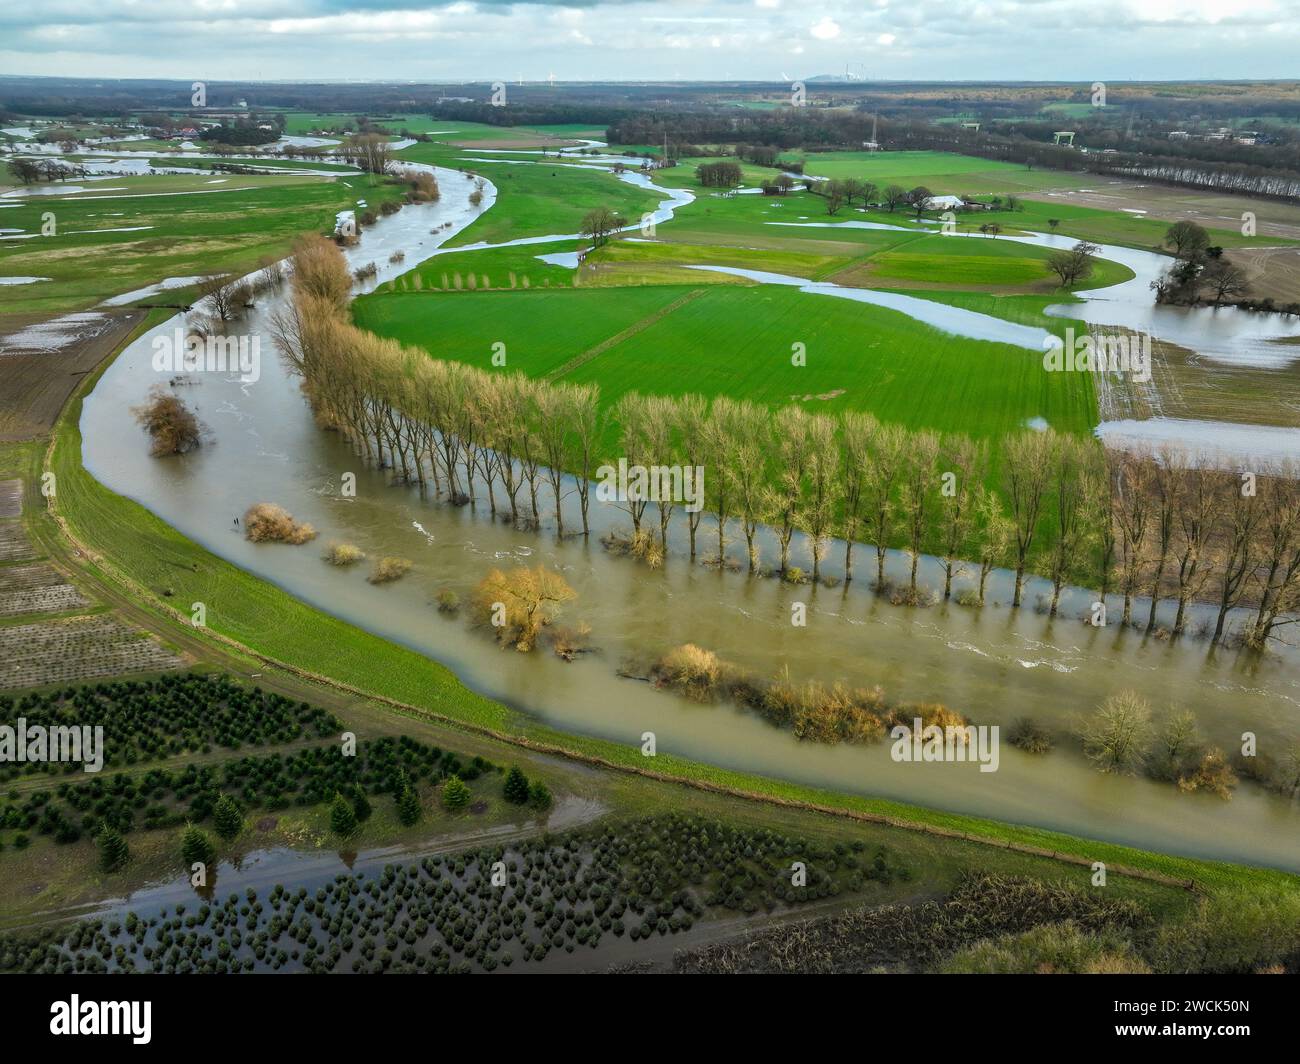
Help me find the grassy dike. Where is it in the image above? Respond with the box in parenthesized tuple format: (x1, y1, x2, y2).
(17, 310, 1296, 907)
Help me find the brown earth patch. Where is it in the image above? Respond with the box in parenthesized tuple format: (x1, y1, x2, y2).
(1232, 246, 1300, 306)
(1023, 180, 1300, 242)
(0, 614, 186, 690)
(0, 308, 145, 440)
(0, 522, 36, 563)
(0, 479, 20, 518)
(453, 136, 581, 150)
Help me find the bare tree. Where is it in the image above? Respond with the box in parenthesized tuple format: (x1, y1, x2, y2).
(864, 421, 907, 590)
(1199, 257, 1250, 306)
(768, 405, 812, 576)
(535, 384, 572, 535)
(1171, 465, 1219, 636)
(1144, 449, 1180, 632)
(838, 411, 875, 583)
(197, 273, 245, 321)
(1211, 472, 1262, 644)
(974, 485, 1012, 605)
(704, 397, 741, 565)
(1046, 436, 1101, 617)
(674, 394, 710, 561)
(900, 430, 940, 596)
(1247, 466, 1300, 649)
(1003, 430, 1056, 607)
(1111, 451, 1152, 626)
(1045, 240, 1099, 286)
(339, 133, 393, 175)
(564, 383, 599, 534)
(881, 184, 907, 212)
(1164, 220, 1210, 259)
(580, 207, 624, 247)
(938, 435, 986, 601)
(1079, 690, 1152, 775)
(798, 414, 840, 582)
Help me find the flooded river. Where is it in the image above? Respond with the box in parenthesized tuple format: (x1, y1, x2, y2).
(79, 160, 1300, 872)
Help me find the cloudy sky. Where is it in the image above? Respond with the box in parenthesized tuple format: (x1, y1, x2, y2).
(1, 0, 1295, 83)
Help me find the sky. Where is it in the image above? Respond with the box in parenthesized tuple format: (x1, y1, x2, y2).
(0, 0, 1296, 83)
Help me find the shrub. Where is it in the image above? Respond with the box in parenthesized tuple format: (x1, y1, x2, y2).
(472, 565, 576, 651)
(650, 644, 722, 702)
(368, 557, 412, 584)
(1007, 717, 1054, 754)
(131, 386, 204, 457)
(527, 780, 552, 810)
(1079, 691, 1151, 774)
(324, 542, 366, 566)
(436, 589, 459, 614)
(546, 623, 592, 661)
(1176, 748, 1237, 800)
(940, 921, 1149, 974)
(244, 503, 317, 545)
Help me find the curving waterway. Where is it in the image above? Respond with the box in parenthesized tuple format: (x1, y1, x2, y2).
(79, 156, 1300, 871)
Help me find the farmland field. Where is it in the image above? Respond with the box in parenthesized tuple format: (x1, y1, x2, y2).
(0, 172, 395, 317)
(356, 283, 1098, 451)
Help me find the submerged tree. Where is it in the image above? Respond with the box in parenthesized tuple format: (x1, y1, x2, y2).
(580, 206, 624, 247)
(1079, 690, 1152, 775)
(473, 564, 576, 651)
(131, 386, 204, 457)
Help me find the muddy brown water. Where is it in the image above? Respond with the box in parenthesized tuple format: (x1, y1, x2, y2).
(77, 166, 1300, 873)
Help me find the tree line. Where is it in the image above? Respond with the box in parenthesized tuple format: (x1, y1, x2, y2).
(271, 235, 1299, 647)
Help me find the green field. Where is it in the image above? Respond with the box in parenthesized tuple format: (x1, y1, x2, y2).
(356, 282, 1096, 448)
(782, 149, 1091, 195)
(397, 142, 663, 246)
(0, 171, 395, 316)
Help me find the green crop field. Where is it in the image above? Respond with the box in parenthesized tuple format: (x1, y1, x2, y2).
(355, 282, 1097, 453)
(780, 149, 1092, 195)
(352, 284, 695, 379)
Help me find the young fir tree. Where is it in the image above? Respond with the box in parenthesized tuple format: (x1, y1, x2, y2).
(442, 774, 471, 811)
(350, 789, 372, 823)
(329, 792, 358, 836)
(212, 794, 244, 840)
(98, 826, 130, 872)
(502, 765, 530, 804)
(527, 779, 553, 810)
(181, 824, 215, 867)
(396, 785, 421, 826)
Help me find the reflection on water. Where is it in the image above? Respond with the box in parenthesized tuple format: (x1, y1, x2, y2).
(79, 164, 1300, 873)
